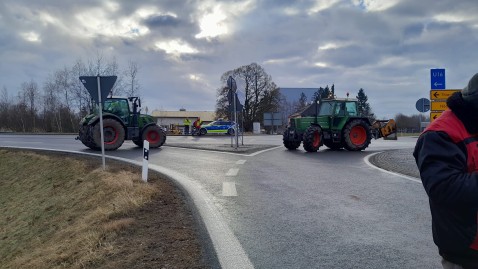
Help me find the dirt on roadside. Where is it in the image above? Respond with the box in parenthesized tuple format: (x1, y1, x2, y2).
(0, 149, 217, 269)
(98, 164, 214, 269)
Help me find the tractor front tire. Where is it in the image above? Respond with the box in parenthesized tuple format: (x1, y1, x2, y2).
(142, 125, 167, 148)
(92, 118, 125, 151)
(302, 125, 323, 152)
(343, 119, 372, 151)
(79, 125, 100, 150)
(283, 130, 301, 150)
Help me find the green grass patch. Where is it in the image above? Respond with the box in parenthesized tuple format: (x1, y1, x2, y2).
(0, 149, 158, 269)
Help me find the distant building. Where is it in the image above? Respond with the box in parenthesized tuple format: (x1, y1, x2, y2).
(150, 109, 215, 131)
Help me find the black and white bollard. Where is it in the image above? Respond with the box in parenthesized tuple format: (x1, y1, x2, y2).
(142, 140, 149, 182)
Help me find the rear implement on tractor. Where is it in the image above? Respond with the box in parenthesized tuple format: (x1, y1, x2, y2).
(283, 96, 396, 152)
(77, 97, 166, 151)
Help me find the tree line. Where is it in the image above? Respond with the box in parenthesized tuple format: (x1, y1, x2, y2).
(1, 58, 426, 134)
(0, 54, 140, 133)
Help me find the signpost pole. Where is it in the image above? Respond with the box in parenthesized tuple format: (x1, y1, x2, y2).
(97, 76, 106, 170)
(234, 91, 238, 149)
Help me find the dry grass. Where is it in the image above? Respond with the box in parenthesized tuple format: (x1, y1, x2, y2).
(0, 149, 160, 269)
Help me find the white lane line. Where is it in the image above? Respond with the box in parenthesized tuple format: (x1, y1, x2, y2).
(226, 168, 239, 176)
(247, 145, 282, 156)
(236, 159, 246, 165)
(222, 182, 238, 196)
(364, 152, 421, 184)
(163, 145, 282, 157)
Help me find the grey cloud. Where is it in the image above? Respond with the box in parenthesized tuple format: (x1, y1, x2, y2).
(143, 14, 180, 28)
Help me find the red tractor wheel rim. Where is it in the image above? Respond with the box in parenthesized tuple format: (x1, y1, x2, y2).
(104, 126, 119, 145)
(147, 130, 160, 144)
(350, 126, 366, 145)
(313, 131, 321, 148)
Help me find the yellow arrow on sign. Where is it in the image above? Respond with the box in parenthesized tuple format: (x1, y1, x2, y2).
(430, 111, 443, 122)
(431, 101, 448, 111)
(430, 89, 461, 100)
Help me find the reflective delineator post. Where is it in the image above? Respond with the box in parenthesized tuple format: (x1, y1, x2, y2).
(142, 140, 150, 182)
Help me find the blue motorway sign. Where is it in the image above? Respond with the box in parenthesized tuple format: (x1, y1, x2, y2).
(430, 69, 445, 89)
(416, 98, 430, 113)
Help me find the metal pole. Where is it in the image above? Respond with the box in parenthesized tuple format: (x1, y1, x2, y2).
(97, 76, 106, 170)
(234, 93, 238, 148)
(241, 110, 244, 145)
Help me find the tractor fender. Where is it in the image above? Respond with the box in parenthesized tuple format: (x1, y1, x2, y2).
(140, 122, 158, 133)
(343, 117, 372, 127)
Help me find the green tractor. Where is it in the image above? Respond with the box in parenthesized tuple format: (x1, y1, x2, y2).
(283, 96, 396, 152)
(77, 97, 166, 151)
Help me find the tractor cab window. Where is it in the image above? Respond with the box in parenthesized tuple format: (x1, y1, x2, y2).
(345, 102, 357, 116)
(104, 99, 130, 122)
(318, 101, 335, 116)
(334, 102, 347, 116)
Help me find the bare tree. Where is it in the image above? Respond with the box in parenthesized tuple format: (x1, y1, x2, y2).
(71, 59, 93, 116)
(216, 63, 280, 131)
(21, 80, 39, 131)
(123, 60, 140, 97)
(0, 86, 11, 131)
(42, 78, 62, 132)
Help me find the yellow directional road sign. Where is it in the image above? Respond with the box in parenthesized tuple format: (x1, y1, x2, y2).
(430, 89, 460, 100)
(430, 112, 443, 122)
(431, 101, 448, 111)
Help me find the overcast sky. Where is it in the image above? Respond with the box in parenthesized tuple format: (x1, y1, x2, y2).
(1, 0, 478, 119)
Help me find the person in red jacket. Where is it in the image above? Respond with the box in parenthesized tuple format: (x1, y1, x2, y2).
(191, 117, 202, 135)
(414, 73, 478, 269)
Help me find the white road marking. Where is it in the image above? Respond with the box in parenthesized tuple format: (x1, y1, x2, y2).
(364, 152, 421, 183)
(226, 168, 239, 176)
(236, 159, 246, 165)
(222, 182, 238, 196)
(163, 145, 282, 157)
(247, 145, 282, 156)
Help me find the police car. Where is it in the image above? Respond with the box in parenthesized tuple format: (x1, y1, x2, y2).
(198, 120, 236, 136)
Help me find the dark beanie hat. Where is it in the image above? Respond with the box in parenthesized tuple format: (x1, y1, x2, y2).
(462, 73, 478, 106)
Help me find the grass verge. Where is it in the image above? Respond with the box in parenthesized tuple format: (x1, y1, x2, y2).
(0, 149, 210, 269)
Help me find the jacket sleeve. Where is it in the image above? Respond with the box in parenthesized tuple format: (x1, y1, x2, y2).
(413, 131, 478, 207)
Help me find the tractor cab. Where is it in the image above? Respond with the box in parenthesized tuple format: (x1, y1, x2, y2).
(103, 98, 131, 124)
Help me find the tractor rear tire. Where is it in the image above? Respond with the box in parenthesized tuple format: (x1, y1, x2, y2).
(343, 119, 372, 151)
(324, 140, 343, 150)
(142, 125, 166, 148)
(92, 118, 125, 151)
(283, 130, 301, 150)
(302, 125, 323, 152)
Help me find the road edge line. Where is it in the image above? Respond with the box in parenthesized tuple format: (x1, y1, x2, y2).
(364, 151, 422, 184)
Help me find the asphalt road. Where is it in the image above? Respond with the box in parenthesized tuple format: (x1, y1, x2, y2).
(0, 134, 438, 269)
